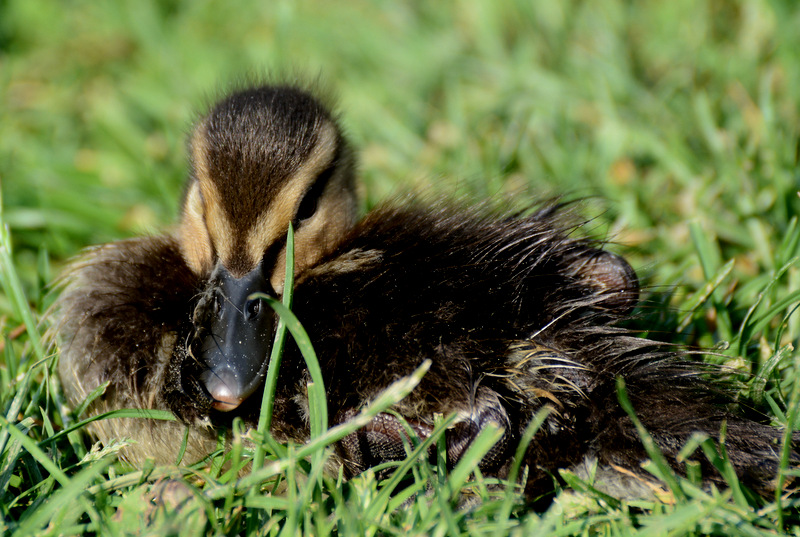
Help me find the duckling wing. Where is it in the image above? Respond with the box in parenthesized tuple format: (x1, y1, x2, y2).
(54, 235, 221, 465)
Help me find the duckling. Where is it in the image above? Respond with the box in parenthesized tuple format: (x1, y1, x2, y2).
(57, 83, 358, 465)
(55, 82, 795, 501)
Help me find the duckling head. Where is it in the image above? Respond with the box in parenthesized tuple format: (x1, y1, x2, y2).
(177, 84, 357, 412)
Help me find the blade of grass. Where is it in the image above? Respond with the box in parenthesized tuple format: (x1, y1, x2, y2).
(447, 423, 504, 502)
(254, 294, 328, 438)
(0, 415, 70, 487)
(0, 417, 35, 495)
(430, 413, 460, 536)
(739, 289, 800, 349)
(687, 221, 733, 340)
(677, 258, 735, 334)
(72, 381, 111, 419)
(0, 207, 55, 498)
(777, 217, 800, 268)
(364, 415, 454, 528)
(295, 360, 430, 460)
(0, 190, 46, 364)
(494, 407, 550, 535)
(559, 468, 623, 508)
(750, 343, 793, 407)
(616, 376, 687, 502)
(253, 224, 295, 472)
(39, 407, 175, 447)
(236, 360, 431, 493)
(175, 424, 190, 465)
(775, 349, 800, 527)
(695, 426, 749, 507)
(735, 259, 796, 356)
(11, 459, 112, 537)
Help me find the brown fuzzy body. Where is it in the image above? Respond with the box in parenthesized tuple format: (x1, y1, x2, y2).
(55, 202, 793, 498)
(53, 83, 795, 501)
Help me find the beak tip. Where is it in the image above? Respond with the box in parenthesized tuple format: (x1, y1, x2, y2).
(202, 369, 246, 412)
(212, 398, 243, 412)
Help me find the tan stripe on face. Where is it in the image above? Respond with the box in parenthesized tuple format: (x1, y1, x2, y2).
(179, 180, 214, 275)
(189, 125, 237, 271)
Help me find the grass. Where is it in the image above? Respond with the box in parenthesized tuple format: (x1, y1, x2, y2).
(1, 0, 800, 534)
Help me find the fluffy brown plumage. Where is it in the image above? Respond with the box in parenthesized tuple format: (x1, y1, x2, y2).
(54, 82, 795, 501)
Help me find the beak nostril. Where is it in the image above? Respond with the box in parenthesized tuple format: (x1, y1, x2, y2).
(212, 293, 222, 316)
(245, 298, 262, 321)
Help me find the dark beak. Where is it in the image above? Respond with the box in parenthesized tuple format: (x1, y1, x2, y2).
(196, 264, 275, 411)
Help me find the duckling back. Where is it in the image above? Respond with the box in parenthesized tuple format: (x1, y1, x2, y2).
(279, 201, 795, 498)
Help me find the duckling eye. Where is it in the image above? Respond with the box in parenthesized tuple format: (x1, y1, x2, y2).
(295, 164, 336, 224)
(245, 298, 262, 320)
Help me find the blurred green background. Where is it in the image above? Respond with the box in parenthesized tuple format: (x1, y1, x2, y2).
(2, 1, 800, 531)
(1, 0, 799, 340)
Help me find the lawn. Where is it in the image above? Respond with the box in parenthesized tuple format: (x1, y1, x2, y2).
(1, 0, 800, 534)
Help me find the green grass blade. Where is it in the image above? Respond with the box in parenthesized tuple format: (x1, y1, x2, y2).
(495, 407, 550, 533)
(39, 408, 175, 447)
(1, 415, 70, 487)
(615, 377, 687, 502)
(775, 351, 800, 526)
(295, 360, 430, 460)
(364, 414, 454, 523)
(447, 423, 503, 501)
(0, 198, 46, 364)
(253, 223, 295, 472)
(254, 294, 328, 438)
(677, 258, 735, 335)
(736, 258, 798, 356)
(72, 381, 111, 419)
(11, 460, 112, 537)
(687, 221, 733, 340)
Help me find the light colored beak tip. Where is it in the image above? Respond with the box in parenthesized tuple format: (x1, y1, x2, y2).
(202, 371, 245, 412)
(208, 383, 244, 411)
(211, 398, 243, 412)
